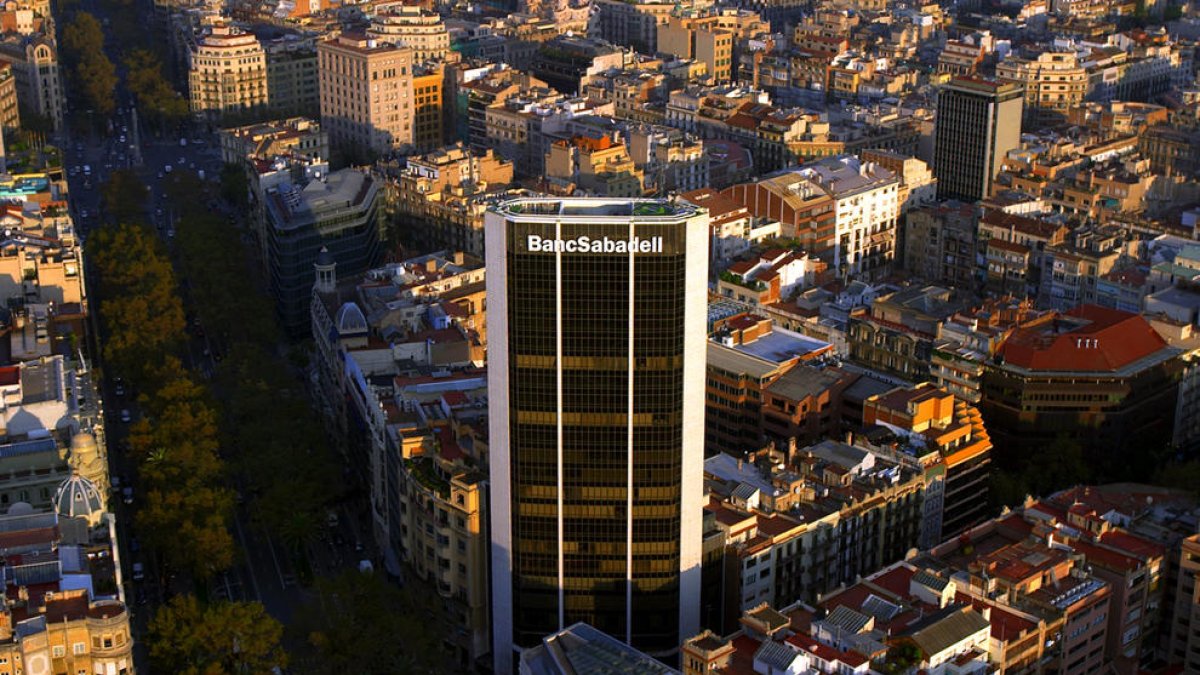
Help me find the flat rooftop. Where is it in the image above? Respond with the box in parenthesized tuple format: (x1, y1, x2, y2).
(730, 326, 831, 365)
(492, 198, 698, 220)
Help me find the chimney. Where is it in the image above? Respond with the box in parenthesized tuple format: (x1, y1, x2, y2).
(845, 431, 854, 446)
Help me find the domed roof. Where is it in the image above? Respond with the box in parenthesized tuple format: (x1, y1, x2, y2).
(70, 431, 98, 455)
(315, 246, 335, 268)
(335, 302, 368, 335)
(54, 475, 104, 525)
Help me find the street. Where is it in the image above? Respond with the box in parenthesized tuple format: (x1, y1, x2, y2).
(57, 24, 378, 675)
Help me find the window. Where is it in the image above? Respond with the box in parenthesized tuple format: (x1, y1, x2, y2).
(52, 645, 64, 658)
(72, 642, 85, 655)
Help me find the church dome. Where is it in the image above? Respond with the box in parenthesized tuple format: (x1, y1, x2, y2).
(54, 475, 104, 527)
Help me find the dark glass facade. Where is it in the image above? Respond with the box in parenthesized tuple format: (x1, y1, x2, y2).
(504, 219, 689, 655)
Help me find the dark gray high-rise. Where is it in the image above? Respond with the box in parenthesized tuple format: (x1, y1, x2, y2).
(934, 77, 1024, 203)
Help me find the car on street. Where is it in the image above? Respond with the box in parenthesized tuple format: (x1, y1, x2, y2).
(114, 382, 124, 396)
(122, 486, 133, 505)
(129, 537, 139, 553)
(132, 562, 144, 582)
(135, 588, 147, 605)
(119, 409, 131, 423)
(111, 475, 121, 490)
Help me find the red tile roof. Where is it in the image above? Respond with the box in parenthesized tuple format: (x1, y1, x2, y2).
(954, 592, 1037, 641)
(996, 305, 1169, 372)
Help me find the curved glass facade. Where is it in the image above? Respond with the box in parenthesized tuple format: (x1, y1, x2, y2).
(488, 199, 706, 670)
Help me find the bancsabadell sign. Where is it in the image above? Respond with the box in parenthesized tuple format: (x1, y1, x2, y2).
(526, 235, 663, 254)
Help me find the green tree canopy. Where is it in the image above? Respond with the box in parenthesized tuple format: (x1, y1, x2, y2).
(288, 571, 451, 674)
(61, 13, 117, 116)
(100, 171, 151, 226)
(125, 49, 188, 126)
(148, 595, 286, 675)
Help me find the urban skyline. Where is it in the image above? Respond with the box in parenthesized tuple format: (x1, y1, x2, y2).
(3, 0, 1199, 671)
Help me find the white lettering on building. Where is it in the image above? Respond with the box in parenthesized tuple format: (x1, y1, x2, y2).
(526, 235, 664, 254)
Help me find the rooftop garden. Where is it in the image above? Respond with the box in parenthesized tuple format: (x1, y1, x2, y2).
(407, 456, 449, 498)
(719, 270, 766, 292)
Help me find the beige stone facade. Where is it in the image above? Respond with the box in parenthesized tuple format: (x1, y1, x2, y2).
(317, 33, 414, 159)
(188, 24, 269, 121)
(368, 6, 451, 61)
(996, 50, 1087, 125)
(0, 61, 19, 133)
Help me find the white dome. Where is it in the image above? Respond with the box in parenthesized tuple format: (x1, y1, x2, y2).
(54, 475, 104, 526)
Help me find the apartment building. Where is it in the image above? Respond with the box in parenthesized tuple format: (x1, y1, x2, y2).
(545, 134, 644, 197)
(678, 188, 772, 268)
(217, 116, 328, 165)
(0, 35, 63, 130)
(412, 63, 444, 151)
(588, 0, 675, 54)
(996, 50, 1088, 126)
(848, 285, 967, 381)
(1167, 534, 1200, 671)
(188, 24, 269, 121)
(0, 510, 133, 675)
(658, 13, 736, 83)
(317, 33, 414, 159)
(263, 34, 319, 120)
(977, 210, 1070, 297)
(529, 34, 624, 95)
(0, 61, 18, 132)
(392, 144, 515, 257)
(902, 201, 978, 288)
(862, 383, 993, 545)
(368, 5, 451, 61)
(720, 173, 836, 260)
(790, 156, 900, 280)
(703, 438, 926, 617)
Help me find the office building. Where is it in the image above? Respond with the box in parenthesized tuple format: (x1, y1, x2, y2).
(486, 198, 709, 671)
(187, 24, 269, 121)
(317, 33, 414, 160)
(980, 305, 1182, 477)
(262, 167, 383, 335)
(933, 77, 1023, 202)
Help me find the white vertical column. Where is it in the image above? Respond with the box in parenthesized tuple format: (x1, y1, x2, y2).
(678, 211, 708, 645)
(626, 220, 636, 645)
(555, 219, 565, 632)
(485, 211, 513, 675)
